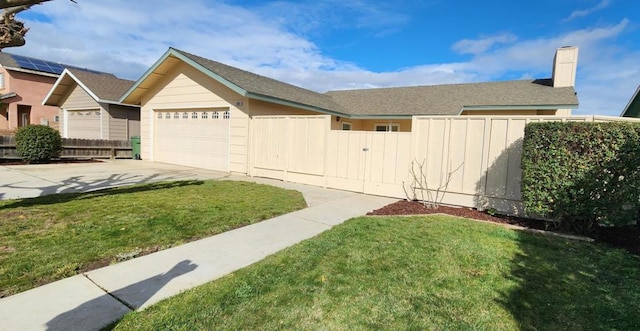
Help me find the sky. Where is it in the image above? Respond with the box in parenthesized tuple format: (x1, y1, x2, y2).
(10, 0, 640, 116)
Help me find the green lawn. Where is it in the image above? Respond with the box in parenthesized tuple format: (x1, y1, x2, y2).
(0, 180, 306, 297)
(113, 215, 640, 330)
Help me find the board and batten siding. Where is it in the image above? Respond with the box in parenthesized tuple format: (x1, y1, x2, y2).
(250, 115, 639, 215)
(140, 62, 249, 173)
(106, 104, 140, 140)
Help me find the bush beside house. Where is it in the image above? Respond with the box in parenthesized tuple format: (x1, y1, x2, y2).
(521, 122, 640, 234)
(15, 125, 62, 163)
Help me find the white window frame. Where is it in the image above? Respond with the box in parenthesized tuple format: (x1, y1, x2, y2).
(374, 123, 400, 132)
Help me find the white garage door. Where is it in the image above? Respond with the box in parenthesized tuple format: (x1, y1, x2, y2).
(67, 109, 101, 139)
(154, 109, 230, 172)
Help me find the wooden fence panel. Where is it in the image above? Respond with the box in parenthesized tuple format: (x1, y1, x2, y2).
(0, 136, 132, 159)
(251, 115, 640, 216)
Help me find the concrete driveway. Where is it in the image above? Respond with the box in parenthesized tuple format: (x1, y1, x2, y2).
(0, 160, 230, 201)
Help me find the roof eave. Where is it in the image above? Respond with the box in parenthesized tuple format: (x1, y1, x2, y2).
(120, 49, 174, 104)
(121, 48, 249, 104)
(44, 69, 105, 106)
(247, 92, 348, 117)
(5, 66, 59, 78)
(346, 114, 414, 119)
(620, 86, 640, 117)
(462, 104, 579, 111)
(42, 69, 72, 106)
(96, 99, 140, 108)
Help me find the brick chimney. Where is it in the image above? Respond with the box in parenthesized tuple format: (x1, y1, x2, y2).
(552, 46, 579, 88)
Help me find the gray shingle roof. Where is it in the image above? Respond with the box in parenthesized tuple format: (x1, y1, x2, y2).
(0, 52, 19, 67)
(325, 79, 579, 116)
(172, 48, 347, 114)
(67, 68, 134, 102)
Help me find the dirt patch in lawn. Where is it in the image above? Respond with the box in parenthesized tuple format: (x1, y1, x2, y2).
(367, 200, 640, 256)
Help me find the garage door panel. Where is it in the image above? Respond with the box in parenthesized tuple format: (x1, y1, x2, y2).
(68, 109, 101, 139)
(154, 110, 230, 172)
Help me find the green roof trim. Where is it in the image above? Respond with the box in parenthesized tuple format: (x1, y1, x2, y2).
(621, 86, 640, 118)
(119, 49, 173, 103)
(246, 92, 348, 117)
(463, 104, 578, 111)
(169, 49, 248, 97)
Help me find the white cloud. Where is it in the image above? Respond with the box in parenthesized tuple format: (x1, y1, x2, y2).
(8, 1, 638, 116)
(564, 0, 611, 21)
(452, 33, 518, 55)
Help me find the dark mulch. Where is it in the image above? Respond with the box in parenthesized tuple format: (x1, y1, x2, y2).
(0, 158, 103, 165)
(367, 200, 640, 256)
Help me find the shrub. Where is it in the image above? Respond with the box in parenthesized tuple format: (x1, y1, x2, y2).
(521, 122, 640, 235)
(15, 125, 62, 163)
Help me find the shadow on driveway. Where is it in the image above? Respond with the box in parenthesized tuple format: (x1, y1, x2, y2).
(0, 176, 205, 210)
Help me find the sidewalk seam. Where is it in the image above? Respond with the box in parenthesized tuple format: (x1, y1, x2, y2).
(82, 274, 135, 312)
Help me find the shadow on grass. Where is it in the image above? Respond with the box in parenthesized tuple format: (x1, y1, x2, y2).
(0, 179, 204, 210)
(500, 231, 640, 330)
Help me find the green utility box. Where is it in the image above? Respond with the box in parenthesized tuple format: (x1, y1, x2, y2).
(131, 136, 141, 160)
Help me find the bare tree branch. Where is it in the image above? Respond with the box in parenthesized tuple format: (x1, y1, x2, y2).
(0, 0, 76, 49)
(0, 0, 51, 10)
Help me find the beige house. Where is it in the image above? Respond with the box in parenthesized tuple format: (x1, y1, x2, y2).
(44, 68, 140, 140)
(120, 46, 579, 173)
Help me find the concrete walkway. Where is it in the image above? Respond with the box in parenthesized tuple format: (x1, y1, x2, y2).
(0, 161, 395, 331)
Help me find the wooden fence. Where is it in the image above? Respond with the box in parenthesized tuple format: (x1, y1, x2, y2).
(251, 115, 640, 215)
(0, 136, 132, 159)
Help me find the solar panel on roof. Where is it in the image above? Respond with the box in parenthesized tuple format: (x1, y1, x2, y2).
(7, 53, 110, 76)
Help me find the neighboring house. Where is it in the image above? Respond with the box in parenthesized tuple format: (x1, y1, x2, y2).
(621, 85, 640, 118)
(0, 52, 63, 133)
(119, 46, 579, 173)
(43, 68, 140, 140)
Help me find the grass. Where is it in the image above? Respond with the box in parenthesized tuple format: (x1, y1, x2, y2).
(0, 180, 306, 297)
(113, 215, 640, 330)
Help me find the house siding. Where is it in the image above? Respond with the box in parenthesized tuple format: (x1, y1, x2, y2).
(140, 62, 248, 173)
(106, 104, 140, 140)
(1, 69, 60, 131)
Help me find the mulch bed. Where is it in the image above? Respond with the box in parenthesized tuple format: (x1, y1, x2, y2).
(0, 159, 103, 165)
(367, 200, 640, 256)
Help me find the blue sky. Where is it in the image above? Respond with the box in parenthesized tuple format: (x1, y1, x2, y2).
(12, 0, 640, 116)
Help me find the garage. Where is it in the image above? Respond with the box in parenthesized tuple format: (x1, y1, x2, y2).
(67, 109, 101, 139)
(153, 109, 230, 171)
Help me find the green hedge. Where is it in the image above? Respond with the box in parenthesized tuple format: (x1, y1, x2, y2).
(521, 122, 640, 234)
(15, 125, 62, 163)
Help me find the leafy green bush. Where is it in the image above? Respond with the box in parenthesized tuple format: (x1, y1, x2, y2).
(15, 125, 62, 163)
(521, 122, 640, 235)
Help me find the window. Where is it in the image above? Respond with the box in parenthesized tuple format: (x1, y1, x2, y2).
(164, 112, 170, 119)
(374, 123, 399, 132)
(213, 112, 219, 119)
(157, 112, 162, 119)
(182, 112, 188, 119)
(192, 112, 198, 119)
(202, 112, 208, 119)
(53, 115, 60, 123)
(174, 112, 179, 119)
(223, 111, 230, 119)
(342, 122, 352, 130)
